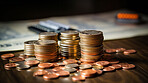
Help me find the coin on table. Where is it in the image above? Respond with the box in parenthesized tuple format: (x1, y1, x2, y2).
(57, 62, 65, 66)
(65, 64, 79, 68)
(95, 61, 110, 66)
(4, 63, 19, 68)
(92, 65, 104, 70)
(123, 49, 137, 55)
(55, 70, 70, 77)
(79, 64, 92, 70)
(110, 64, 122, 69)
(115, 48, 126, 52)
(38, 63, 53, 69)
(25, 60, 39, 66)
(105, 49, 116, 53)
(80, 69, 97, 78)
(9, 57, 24, 62)
(16, 64, 30, 70)
(52, 67, 65, 71)
(63, 68, 77, 73)
(63, 59, 78, 64)
(43, 73, 59, 80)
(33, 70, 48, 76)
(1, 53, 15, 60)
(25, 57, 37, 61)
(103, 66, 115, 72)
(122, 64, 135, 70)
(96, 70, 103, 75)
(108, 59, 120, 64)
(72, 75, 85, 82)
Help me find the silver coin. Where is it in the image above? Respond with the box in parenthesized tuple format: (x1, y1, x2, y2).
(16, 61, 30, 70)
(25, 57, 37, 61)
(65, 64, 79, 68)
(79, 64, 92, 70)
(63, 68, 77, 73)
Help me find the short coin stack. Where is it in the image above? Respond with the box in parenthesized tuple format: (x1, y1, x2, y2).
(34, 40, 58, 62)
(60, 31, 80, 59)
(24, 40, 38, 56)
(79, 30, 104, 62)
(39, 32, 58, 43)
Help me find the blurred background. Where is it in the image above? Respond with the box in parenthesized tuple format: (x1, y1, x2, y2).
(0, 0, 147, 21)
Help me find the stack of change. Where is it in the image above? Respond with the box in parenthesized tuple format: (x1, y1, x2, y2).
(60, 31, 80, 59)
(34, 40, 58, 62)
(24, 40, 38, 56)
(79, 30, 104, 62)
(39, 32, 58, 43)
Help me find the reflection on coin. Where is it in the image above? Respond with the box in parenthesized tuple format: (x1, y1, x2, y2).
(63, 68, 77, 73)
(79, 64, 92, 70)
(65, 64, 79, 68)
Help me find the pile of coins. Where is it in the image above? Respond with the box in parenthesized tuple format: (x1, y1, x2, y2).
(24, 40, 37, 56)
(34, 40, 58, 62)
(79, 30, 104, 62)
(60, 31, 80, 59)
(39, 32, 58, 43)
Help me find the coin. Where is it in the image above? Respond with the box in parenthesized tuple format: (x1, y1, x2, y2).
(52, 67, 65, 71)
(9, 57, 24, 62)
(16, 64, 30, 70)
(123, 49, 137, 55)
(103, 66, 115, 72)
(92, 65, 104, 70)
(38, 63, 53, 69)
(55, 70, 70, 76)
(79, 64, 92, 70)
(1, 53, 15, 60)
(25, 60, 39, 66)
(25, 57, 37, 61)
(115, 48, 126, 52)
(57, 62, 65, 66)
(65, 64, 79, 68)
(105, 49, 116, 53)
(63, 59, 78, 64)
(108, 59, 120, 64)
(80, 69, 97, 77)
(122, 64, 135, 70)
(80, 58, 96, 63)
(43, 73, 59, 80)
(63, 68, 77, 73)
(96, 70, 103, 75)
(4, 63, 19, 68)
(95, 61, 110, 66)
(33, 70, 48, 76)
(72, 76, 85, 81)
(110, 64, 122, 69)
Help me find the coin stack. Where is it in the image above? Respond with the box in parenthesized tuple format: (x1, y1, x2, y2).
(79, 30, 104, 62)
(39, 32, 58, 43)
(60, 31, 80, 59)
(24, 40, 38, 56)
(34, 40, 58, 62)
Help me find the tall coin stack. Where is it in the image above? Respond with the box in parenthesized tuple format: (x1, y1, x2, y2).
(34, 40, 58, 62)
(60, 31, 80, 59)
(79, 30, 104, 62)
(24, 40, 38, 56)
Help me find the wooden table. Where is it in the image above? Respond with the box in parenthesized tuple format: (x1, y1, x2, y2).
(0, 36, 148, 83)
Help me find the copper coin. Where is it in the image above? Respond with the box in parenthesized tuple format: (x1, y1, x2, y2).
(110, 64, 122, 69)
(25, 60, 39, 66)
(122, 64, 135, 70)
(95, 61, 110, 66)
(108, 59, 119, 64)
(9, 57, 24, 62)
(52, 67, 65, 71)
(38, 63, 53, 69)
(96, 70, 103, 75)
(123, 49, 137, 55)
(63, 59, 78, 64)
(72, 76, 85, 81)
(80, 58, 96, 63)
(119, 63, 129, 67)
(4, 63, 18, 68)
(1, 53, 14, 59)
(103, 66, 115, 71)
(105, 49, 116, 53)
(33, 70, 48, 76)
(55, 70, 70, 76)
(43, 73, 59, 80)
(53, 63, 59, 67)
(116, 48, 126, 52)
(81, 69, 97, 75)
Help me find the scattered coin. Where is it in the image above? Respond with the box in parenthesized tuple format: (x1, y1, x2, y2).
(80, 69, 97, 78)
(116, 48, 126, 52)
(25, 60, 39, 66)
(123, 49, 137, 55)
(63, 68, 77, 73)
(33, 70, 48, 76)
(105, 49, 116, 53)
(72, 76, 85, 81)
(4, 63, 19, 68)
(1, 53, 15, 60)
(9, 57, 24, 62)
(108, 59, 119, 64)
(110, 64, 122, 69)
(95, 61, 110, 66)
(92, 65, 104, 70)
(103, 66, 115, 72)
(96, 70, 103, 75)
(57, 62, 65, 66)
(52, 67, 65, 71)
(16, 64, 30, 70)
(63, 59, 78, 64)
(65, 64, 79, 68)
(79, 64, 92, 70)
(38, 63, 53, 69)
(55, 70, 70, 76)
(25, 57, 37, 61)
(43, 73, 59, 80)
(122, 64, 135, 70)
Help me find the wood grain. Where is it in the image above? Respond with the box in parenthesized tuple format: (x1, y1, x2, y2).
(0, 35, 148, 83)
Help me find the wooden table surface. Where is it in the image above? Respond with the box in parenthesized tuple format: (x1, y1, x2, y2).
(0, 35, 148, 83)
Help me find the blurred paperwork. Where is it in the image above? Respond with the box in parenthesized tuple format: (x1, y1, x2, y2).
(0, 10, 148, 52)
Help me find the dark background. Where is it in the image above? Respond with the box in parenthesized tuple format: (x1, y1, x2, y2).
(0, 0, 147, 21)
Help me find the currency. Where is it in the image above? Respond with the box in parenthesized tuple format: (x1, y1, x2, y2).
(55, 70, 70, 76)
(1, 53, 15, 60)
(33, 70, 48, 76)
(60, 30, 80, 58)
(103, 66, 115, 72)
(38, 63, 54, 69)
(123, 49, 137, 55)
(80, 69, 97, 78)
(24, 60, 39, 66)
(110, 64, 122, 69)
(24, 40, 38, 56)
(43, 73, 59, 80)
(72, 76, 85, 81)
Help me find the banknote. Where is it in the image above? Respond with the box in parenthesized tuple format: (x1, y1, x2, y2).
(0, 10, 148, 52)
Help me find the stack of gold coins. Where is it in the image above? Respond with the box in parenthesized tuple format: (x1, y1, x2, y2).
(60, 31, 80, 59)
(34, 40, 58, 62)
(39, 32, 58, 43)
(79, 30, 104, 62)
(24, 40, 38, 56)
